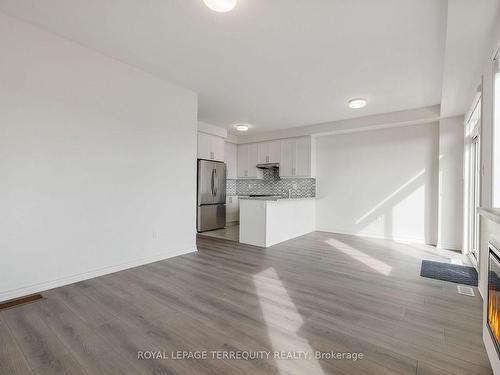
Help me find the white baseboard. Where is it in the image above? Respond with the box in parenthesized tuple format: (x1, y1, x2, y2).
(0, 245, 197, 303)
(315, 228, 434, 245)
(436, 242, 463, 251)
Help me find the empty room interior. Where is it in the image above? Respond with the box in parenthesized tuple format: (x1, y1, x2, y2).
(2, 0, 500, 374)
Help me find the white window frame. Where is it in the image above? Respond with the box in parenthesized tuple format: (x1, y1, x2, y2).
(464, 93, 482, 266)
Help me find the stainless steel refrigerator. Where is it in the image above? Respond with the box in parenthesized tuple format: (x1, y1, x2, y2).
(197, 159, 226, 232)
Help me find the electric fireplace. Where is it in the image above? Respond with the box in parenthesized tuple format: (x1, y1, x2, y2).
(488, 244, 500, 355)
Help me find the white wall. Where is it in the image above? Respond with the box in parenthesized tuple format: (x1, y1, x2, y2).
(438, 116, 464, 250)
(315, 123, 439, 244)
(0, 13, 198, 302)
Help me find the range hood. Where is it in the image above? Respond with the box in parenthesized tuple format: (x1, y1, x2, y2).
(256, 163, 279, 169)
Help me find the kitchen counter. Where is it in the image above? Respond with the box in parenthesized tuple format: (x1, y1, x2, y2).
(239, 197, 315, 247)
(238, 196, 315, 201)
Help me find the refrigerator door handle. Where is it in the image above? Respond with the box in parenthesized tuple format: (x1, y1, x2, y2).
(211, 168, 215, 197)
(214, 169, 218, 196)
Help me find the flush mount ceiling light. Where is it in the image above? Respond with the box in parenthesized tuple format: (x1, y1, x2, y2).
(348, 98, 367, 109)
(235, 124, 249, 132)
(203, 0, 237, 12)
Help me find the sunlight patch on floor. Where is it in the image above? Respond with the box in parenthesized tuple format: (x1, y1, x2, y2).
(325, 238, 392, 276)
(253, 267, 325, 375)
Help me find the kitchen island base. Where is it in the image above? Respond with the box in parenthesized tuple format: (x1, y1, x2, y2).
(239, 198, 315, 247)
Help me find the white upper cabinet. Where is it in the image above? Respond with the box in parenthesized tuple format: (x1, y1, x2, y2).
(198, 132, 224, 161)
(236, 137, 313, 179)
(237, 143, 262, 179)
(294, 137, 311, 177)
(280, 140, 295, 177)
(224, 142, 237, 179)
(258, 141, 281, 164)
(279, 137, 313, 178)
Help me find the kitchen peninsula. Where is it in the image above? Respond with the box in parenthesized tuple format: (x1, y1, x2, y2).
(239, 196, 315, 247)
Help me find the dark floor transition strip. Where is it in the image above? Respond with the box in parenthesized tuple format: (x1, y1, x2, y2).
(420, 260, 478, 286)
(0, 294, 44, 311)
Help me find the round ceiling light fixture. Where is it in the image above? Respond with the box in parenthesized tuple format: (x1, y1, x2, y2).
(348, 98, 367, 109)
(203, 0, 237, 13)
(234, 124, 249, 132)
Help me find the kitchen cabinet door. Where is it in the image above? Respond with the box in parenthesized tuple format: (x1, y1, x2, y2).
(225, 142, 237, 179)
(257, 142, 270, 164)
(212, 135, 225, 162)
(279, 140, 295, 177)
(237, 144, 249, 178)
(226, 195, 239, 223)
(247, 143, 260, 178)
(198, 132, 212, 160)
(237, 143, 262, 179)
(258, 141, 281, 164)
(197, 132, 224, 161)
(294, 137, 311, 177)
(268, 141, 281, 163)
(280, 137, 311, 178)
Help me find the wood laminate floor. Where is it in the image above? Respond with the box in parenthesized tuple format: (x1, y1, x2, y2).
(198, 223, 240, 242)
(0, 232, 492, 375)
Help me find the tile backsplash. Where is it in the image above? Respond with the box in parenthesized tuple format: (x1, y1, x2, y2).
(227, 169, 315, 198)
(226, 179, 237, 195)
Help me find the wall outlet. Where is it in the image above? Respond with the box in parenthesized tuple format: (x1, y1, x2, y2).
(152, 231, 159, 240)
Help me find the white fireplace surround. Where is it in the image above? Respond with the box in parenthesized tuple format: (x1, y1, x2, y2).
(487, 242, 500, 359)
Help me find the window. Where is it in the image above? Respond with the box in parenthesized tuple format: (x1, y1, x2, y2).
(464, 96, 481, 263)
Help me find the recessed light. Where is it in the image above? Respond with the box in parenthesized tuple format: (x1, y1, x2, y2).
(203, 0, 237, 12)
(348, 98, 367, 109)
(235, 124, 249, 132)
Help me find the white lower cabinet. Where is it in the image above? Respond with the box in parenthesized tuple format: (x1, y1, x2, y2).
(239, 198, 316, 247)
(226, 195, 239, 223)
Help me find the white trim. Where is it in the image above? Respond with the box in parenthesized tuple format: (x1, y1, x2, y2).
(315, 228, 432, 246)
(317, 229, 462, 251)
(237, 105, 441, 144)
(198, 121, 228, 138)
(467, 251, 479, 271)
(436, 242, 463, 252)
(465, 92, 482, 129)
(0, 245, 197, 303)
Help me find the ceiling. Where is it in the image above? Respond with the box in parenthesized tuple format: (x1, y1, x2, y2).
(0, 0, 497, 133)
